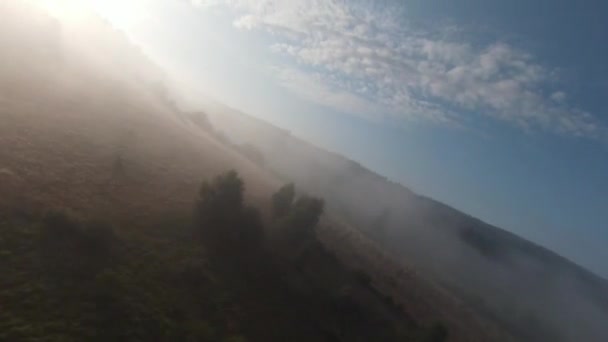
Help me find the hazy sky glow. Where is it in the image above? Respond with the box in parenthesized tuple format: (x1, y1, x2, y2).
(36, 0, 608, 277)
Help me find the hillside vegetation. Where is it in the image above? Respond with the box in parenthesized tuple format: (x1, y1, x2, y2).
(203, 101, 608, 342)
(7, 1, 605, 341)
(2, 170, 451, 341)
(0, 2, 493, 341)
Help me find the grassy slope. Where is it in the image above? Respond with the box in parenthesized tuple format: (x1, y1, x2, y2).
(0, 31, 422, 342)
(0, 3, 513, 341)
(202, 101, 608, 342)
(0, 87, 276, 223)
(0, 90, 434, 341)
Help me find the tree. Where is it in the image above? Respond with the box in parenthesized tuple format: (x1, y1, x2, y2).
(280, 195, 324, 242)
(196, 170, 244, 229)
(291, 196, 324, 231)
(271, 183, 295, 219)
(195, 170, 264, 246)
(237, 205, 264, 246)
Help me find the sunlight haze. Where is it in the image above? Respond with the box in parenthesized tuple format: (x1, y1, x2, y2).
(2, 1, 608, 341)
(65, 0, 608, 277)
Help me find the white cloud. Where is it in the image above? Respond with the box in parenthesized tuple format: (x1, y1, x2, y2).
(193, 0, 601, 137)
(272, 66, 376, 118)
(233, 14, 258, 30)
(551, 91, 567, 103)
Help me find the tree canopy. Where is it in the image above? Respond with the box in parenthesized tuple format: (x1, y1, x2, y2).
(271, 183, 295, 219)
(196, 170, 244, 227)
(195, 170, 263, 246)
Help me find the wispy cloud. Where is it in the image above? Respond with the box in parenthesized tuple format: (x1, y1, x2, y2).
(272, 66, 377, 118)
(193, 0, 601, 137)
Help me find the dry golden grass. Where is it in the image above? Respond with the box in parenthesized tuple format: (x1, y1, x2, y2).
(0, 4, 519, 340)
(317, 216, 515, 342)
(0, 80, 279, 226)
(0, 74, 511, 341)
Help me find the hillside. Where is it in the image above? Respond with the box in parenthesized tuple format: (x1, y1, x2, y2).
(202, 101, 608, 342)
(0, 2, 515, 342)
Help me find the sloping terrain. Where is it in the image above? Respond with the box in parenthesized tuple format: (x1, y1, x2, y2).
(0, 2, 277, 223)
(203, 102, 608, 342)
(0, 2, 514, 342)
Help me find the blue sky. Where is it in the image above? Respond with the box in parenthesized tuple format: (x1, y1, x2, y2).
(81, 0, 608, 277)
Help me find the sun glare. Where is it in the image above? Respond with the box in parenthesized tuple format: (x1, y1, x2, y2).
(32, 0, 89, 22)
(31, 0, 143, 30)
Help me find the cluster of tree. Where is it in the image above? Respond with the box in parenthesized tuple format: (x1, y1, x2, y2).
(0, 170, 447, 342)
(195, 173, 325, 253)
(271, 183, 324, 241)
(0, 208, 250, 341)
(195, 170, 264, 249)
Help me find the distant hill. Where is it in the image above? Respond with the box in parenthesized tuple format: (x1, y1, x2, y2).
(202, 101, 608, 342)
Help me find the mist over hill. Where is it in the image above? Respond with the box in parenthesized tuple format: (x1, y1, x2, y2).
(0, 2, 477, 341)
(1, 1, 607, 342)
(200, 102, 608, 342)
